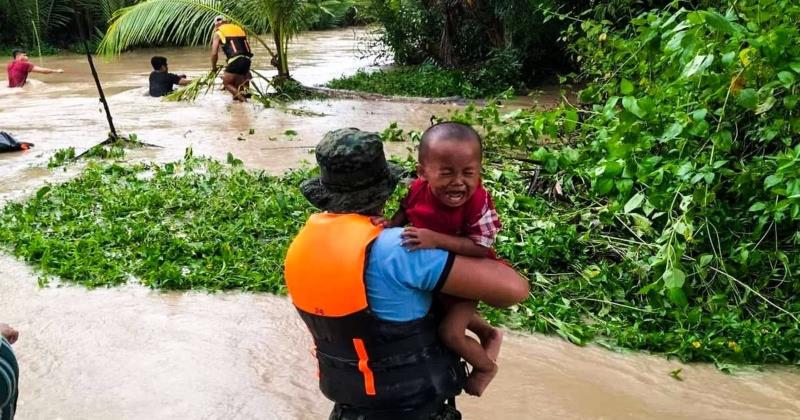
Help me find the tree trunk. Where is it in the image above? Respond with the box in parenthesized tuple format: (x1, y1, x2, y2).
(471, 0, 505, 48)
(438, 0, 461, 67)
(272, 29, 289, 79)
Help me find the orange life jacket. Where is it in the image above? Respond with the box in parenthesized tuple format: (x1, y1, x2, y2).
(215, 23, 252, 59)
(284, 213, 464, 415)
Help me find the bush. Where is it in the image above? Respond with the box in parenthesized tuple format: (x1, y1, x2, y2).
(447, 0, 800, 364)
(326, 50, 521, 99)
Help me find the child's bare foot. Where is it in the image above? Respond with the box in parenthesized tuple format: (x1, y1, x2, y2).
(482, 328, 504, 362)
(464, 363, 498, 396)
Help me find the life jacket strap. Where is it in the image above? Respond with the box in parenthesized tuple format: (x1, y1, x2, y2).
(352, 338, 376, 396)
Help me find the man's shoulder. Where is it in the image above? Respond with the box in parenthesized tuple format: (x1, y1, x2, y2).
(371, 228, 441, 263)
(371, 228, 451, 265)
(372, 228, 404, 252)
(367, 228, 452, 293)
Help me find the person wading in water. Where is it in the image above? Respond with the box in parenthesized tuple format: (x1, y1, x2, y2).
(148, 56, 191, 97)
(209, 16, 253, 102)
(6, 49, 63, 88)
(283, 128, 530, 420)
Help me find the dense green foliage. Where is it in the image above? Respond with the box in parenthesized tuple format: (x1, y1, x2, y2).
(363, 0, 710, 84)
(0, 0, 138, 53)
(326, 57, 520, 98)
(455, 0, 800, 364)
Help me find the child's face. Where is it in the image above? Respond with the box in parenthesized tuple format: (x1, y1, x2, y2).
(418, 137, 482, 208)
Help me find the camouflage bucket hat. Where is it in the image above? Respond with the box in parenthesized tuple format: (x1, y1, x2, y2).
(301, 128, 404, 213)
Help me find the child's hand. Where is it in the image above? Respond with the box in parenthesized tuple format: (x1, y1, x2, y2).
(370, 216, 391, 227)
(401, 227, 439, 250)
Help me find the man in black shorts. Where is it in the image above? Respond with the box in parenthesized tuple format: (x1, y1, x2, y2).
(148, 56, 190, 97)
(210, 16, 253, 102)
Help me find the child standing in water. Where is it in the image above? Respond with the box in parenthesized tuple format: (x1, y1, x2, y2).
(388, 122, 505, 396)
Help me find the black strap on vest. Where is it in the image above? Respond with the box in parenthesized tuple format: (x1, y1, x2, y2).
(315, 329, 438, 361)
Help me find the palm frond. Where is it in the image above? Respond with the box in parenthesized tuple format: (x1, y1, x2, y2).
(98, 0, 225, 55)
(164, 68, 221, 102)
(98, 0, 274, 57)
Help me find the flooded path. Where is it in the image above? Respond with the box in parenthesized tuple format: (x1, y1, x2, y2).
(1, 28, 798, 419)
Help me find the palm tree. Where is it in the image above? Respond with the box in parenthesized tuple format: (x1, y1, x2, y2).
(97, 0, 336, 81)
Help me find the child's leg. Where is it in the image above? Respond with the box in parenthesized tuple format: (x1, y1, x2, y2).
(438, 296, 497, 396)
(467, 313, 504, 362)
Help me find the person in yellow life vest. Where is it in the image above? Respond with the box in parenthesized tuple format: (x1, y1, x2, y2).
(284, 128, 530, 420)
(210, 16, 253, 101)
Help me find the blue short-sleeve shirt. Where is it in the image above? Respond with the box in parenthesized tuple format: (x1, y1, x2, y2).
(364, 228, 454, 322)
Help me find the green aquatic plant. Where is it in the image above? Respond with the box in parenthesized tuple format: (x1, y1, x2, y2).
(47, 147, 76, 168)
(0, 156, 315, 291)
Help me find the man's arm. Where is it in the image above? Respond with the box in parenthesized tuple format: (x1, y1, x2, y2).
(171, 73, 191, 86)
(390, 209, 408, 227)
(31, 66, 63, 74)
(440, 256, 529, 308)
(210, 34, 221, 71)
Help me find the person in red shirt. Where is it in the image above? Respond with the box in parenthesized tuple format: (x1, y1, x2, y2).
(382, 121, 506, 397)
(6, 49, 63, 88)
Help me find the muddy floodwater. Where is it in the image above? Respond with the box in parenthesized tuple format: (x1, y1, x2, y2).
(1, 28, 799, 419)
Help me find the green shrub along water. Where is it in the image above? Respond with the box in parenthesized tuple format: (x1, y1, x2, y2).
(467, 0, 800, 364)
(326, 53, 521, 98)
(363, 0, 716, 86)
(2, 0, 799, 366)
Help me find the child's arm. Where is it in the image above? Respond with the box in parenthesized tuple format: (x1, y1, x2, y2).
(401, 227, 491, 258)
(389, 209, 408, 227)
(370, 208, 409, 228)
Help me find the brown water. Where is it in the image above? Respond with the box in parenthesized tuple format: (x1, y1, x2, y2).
(1, 28, 798, 419)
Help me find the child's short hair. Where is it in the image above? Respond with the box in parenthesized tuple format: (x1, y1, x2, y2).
(419, 122, 483, 162)
(12, 49, 26, 59)
(150, 56, 168, 70)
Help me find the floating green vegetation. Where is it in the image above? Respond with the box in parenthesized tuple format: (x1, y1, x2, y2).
(47, 135, 147, 169)
(0, 153, 314, 292)
(47, 147, 76, 168)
